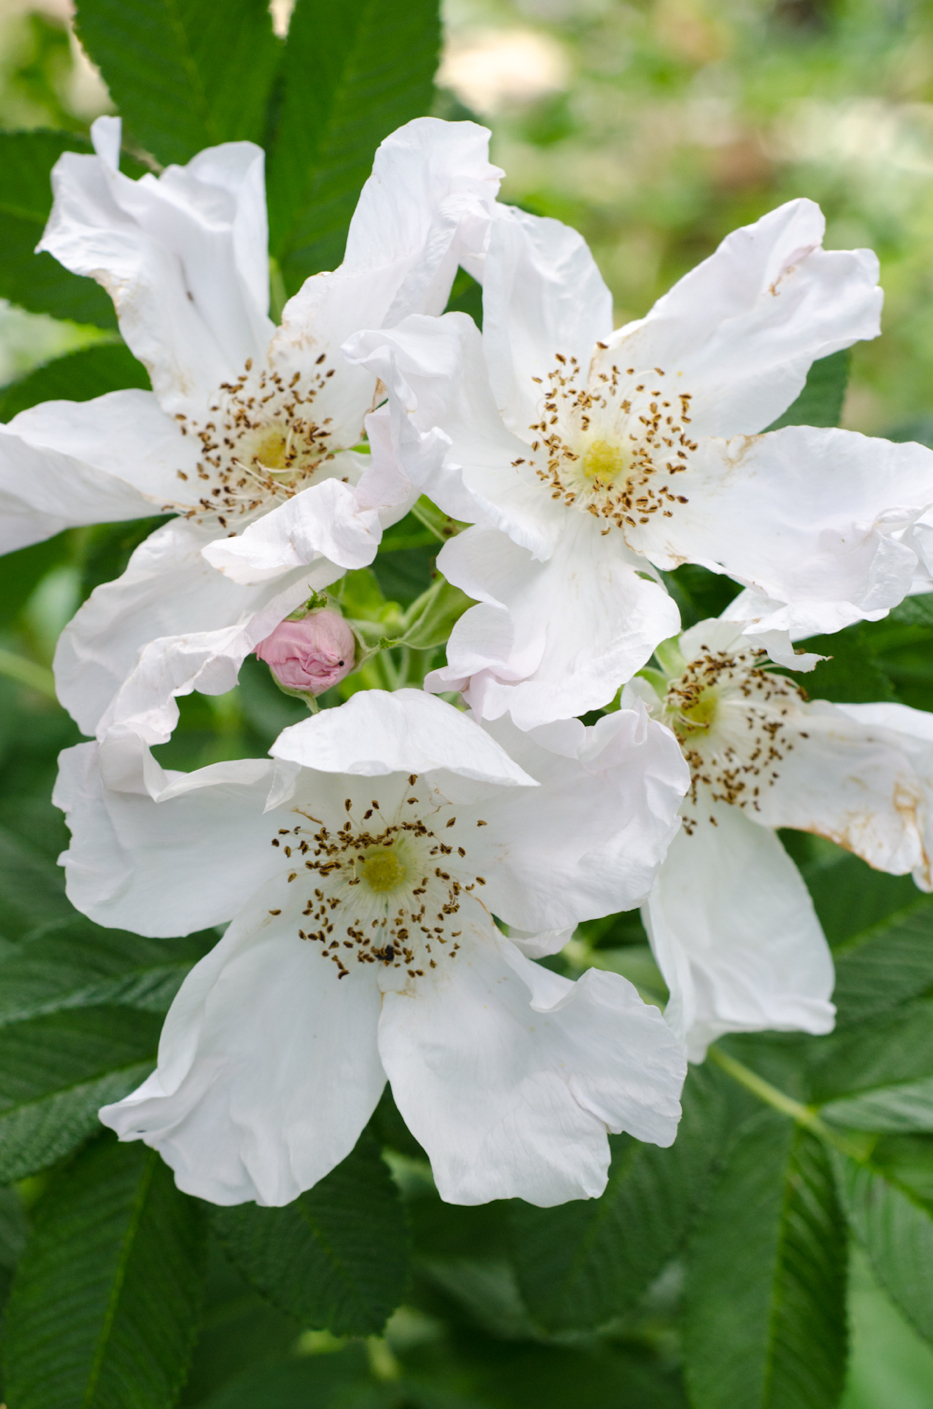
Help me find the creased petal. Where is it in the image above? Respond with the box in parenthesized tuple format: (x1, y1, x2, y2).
(345, 312, 559, 557)
(54, 517, 335, 737)
(39, 117, 273, 412)
(480, 204, 613, 433)
(606, 198, 882, 436)
(380, 929, 684, 1206)
(54, 737, 281, 934)
(270, 688, 537, 787)
(463, 705, 689, 929)
(643, 798, 835, 1061)
(427, 517, 681, 728)
(629, 426, 933, 637)
(100, 893, 384, 1205)
(752, 699, 933, 890)
(201, 449, 411, 585)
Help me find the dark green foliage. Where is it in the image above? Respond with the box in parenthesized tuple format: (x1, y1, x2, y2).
(508, 1064, 727, 1331)
(0, 343, 149, 422)
(0, 1005, 159, 1182)
(266, 0, 441, 289)
(834, 1149, 933, 1345)
(73, 0, 281, 166)
(766, 348, 851, 430)
(0, 915, 213, 1024)
(683, 1112, 848, 1409)
(0, 821, 72, 939)
(213, 1133, 411, 1335)
(0, 131, 116, 326)
(2, 1136, 207, 1408)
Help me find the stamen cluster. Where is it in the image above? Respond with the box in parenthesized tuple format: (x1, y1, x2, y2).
(661, 647, 808, 834)
(513, 353, 696, 536)
(267, 775, 488, 981)
(171, 354, 343, 526)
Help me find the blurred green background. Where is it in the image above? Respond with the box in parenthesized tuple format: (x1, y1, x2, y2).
(2, 0, 933, 1402)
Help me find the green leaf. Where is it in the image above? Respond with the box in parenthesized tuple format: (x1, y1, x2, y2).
(682, 1111, 848, 1409)
(834, 1149, 933, 1345)
(508, 1064, 727, 1331)
(0, 821, 72, 940)
(0, 342, 149, 423)
(73, 0, 281, 167)
(0, 915, 213, 1026)
(790, 623, 897, 703)
(192, 1345, 377, 1409)
(0, 1005, 159, 1182)
(808, 998, 933, 1109)
(831, 894, 933, 1026)
(821, 1075, 933, 1133)
(0, 131, 116, 327)
(212, 1132, 411, 1335)
(0, 1188, 28, 1272)
(2, 1135, 207, 1409)
(267, 0, 441, 291)
(380, 577, 473, 652)
(766, 348, 851, 431)
(803, 847, 925, 951)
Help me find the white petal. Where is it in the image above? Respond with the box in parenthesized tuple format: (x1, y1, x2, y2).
(753, 699, 933, 890)
(40, 125, 273, 412)
(379, 930, 684, 1206)
(270, 688, 537, 787)
(643, 799, 835, 1061)
(480, 204, 613, 433)
(0, 390, 199, 551)
(607, 198, 881, 436)
(200, 452, 406, 585)
(345, 313, 561, 557)
(54, 737, 281, 934)
(344, 117, 501, 321)
(100, 892, 384, 1205)
(629, 426, 933, 637)
(464, 705, 688, 930)
(426, 517, 681, 728)
(97, 575, 319, 748)
(54, 517, 336, 736)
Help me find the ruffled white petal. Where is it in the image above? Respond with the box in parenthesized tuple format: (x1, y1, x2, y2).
(100, 891, 384, 1205)
(271, 687, 537, 788)
(462, 705, 689, 929)
(54, 517, 336, 737)
(379, 929, 684, 1205)
(629, 426, 933, 639)
(201, 445, 414, 585)
(39, 117, 273, 413)
(751, 698, 933, 890)
(54, 736, 283, 934)
(643, 797, 835, 1061)
(480, 204, 613, 434)
(345, 312, 560, 557)
(604, 198, 881, 436)
(426, 518, 680, 728)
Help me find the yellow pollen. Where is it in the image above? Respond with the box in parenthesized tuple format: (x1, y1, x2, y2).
(253, 430, 289, 470)
(673, 689, 718, 740)
(581, 437, 628, 483)
(360, 848, 407, 893)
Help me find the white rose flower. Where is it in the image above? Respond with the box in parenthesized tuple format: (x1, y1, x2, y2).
(629, 617, 933, 1061)
(54, 689, 689, 1208)
(346, 198, 933, 728)
(0, 114, 500, 734)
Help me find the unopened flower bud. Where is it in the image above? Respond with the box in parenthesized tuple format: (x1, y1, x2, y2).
(254, 610, 355, 696)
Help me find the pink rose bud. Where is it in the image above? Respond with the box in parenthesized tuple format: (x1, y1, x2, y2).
(254, 610, 356, 695)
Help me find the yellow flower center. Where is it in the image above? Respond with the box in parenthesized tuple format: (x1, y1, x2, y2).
(670, 688, 719, 740)
(581, 437, 628, 484)
(360, 847, 407, 893)
(253, 430, 289, 471)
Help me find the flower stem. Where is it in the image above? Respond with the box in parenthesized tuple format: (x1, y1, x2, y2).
(707, 1046, 868, 1160)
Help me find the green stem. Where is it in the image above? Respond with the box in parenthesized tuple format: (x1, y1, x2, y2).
(0, 648, 57, 699)
(707, 1046, 867, 1160)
